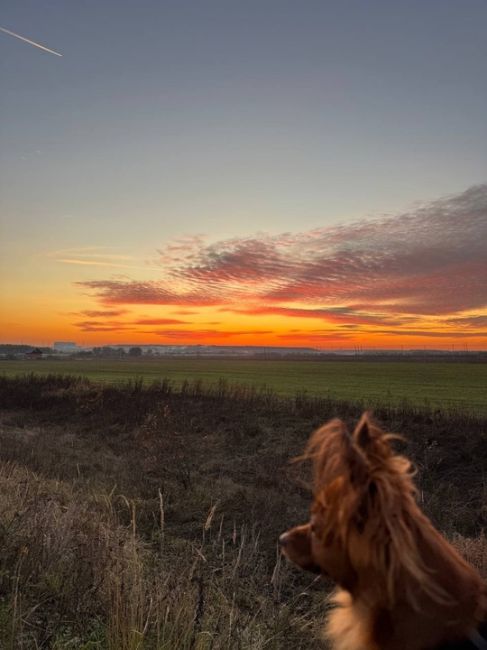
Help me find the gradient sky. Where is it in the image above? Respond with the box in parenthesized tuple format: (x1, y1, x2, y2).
(1, 1, 486, 348)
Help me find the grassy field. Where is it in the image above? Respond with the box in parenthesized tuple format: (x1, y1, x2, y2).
(0, 375, 485, 648)
(1, 357, 487, 414)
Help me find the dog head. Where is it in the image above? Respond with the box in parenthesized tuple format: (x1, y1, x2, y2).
(280, 412, 423, 600)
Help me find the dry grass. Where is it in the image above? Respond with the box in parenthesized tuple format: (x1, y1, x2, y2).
(451, 532, 487, 580)
(0, 375, 485, 648)
(0, 460, 324, 649)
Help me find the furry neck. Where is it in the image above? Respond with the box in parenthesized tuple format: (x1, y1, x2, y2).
(326, 585, 485, 650)
(326, 521, 486, 650)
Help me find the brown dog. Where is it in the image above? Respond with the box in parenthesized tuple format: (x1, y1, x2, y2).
(280, 413, 487, 650)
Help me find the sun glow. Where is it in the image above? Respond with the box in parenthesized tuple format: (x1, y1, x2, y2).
(2, 185, 486, 350)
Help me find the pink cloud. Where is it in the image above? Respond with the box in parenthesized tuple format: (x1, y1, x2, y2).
(224, 305, 407, 326)
(75, 185, 486, 336)
(77, 280, 221, 306)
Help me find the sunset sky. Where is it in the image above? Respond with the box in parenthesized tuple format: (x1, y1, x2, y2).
(1, 1, 486, 349)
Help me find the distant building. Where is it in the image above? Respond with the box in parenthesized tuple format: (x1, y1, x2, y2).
(53, 341, 78, 352)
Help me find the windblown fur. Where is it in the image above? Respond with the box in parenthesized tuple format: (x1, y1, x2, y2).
(280, 413, 486, 650)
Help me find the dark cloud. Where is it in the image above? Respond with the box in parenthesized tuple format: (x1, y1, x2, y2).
(74, 320, 136, 332)
(446, 315, 487, 327)
(276, 332, 354, 342)
(373, 329, 487, 339)
(80, 309, 128, 318)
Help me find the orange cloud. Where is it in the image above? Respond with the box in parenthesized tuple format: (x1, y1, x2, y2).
(74, 320, 136, 332)
(134, 318, 188, 325)
(223, 305, 406, 326)
(73, 185, 487, 348)
(141, 329, 274, 342)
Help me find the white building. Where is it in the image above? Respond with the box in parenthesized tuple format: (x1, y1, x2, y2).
(53, 341, 78, 352)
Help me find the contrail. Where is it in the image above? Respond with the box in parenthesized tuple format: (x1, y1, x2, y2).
(0, 26, 62, 56)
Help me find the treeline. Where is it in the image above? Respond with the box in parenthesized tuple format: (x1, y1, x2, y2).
(0, 344, 52, 355)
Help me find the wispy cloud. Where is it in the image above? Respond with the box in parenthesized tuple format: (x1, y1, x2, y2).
(372, 329, 487, 339)
(223, 305, 407, 326)
(276, 332, 354, 343)
(80, 310, 128, 318)
(58, 258, 144, 270)
(77, 280, 221, 306)
(445, 315, 487, 327)
(140, 329, 274, 341)
(73, 313, 188, 331)
(74, 320, 136, 333)
(49, 247, 161, 271)
(75, 185, 487, 343)
(134, 318, 188, 325)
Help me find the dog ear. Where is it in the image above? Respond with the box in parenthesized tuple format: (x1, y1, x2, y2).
(353, 411, 375, 450)
(353, 412, 399, 471)
(344, 429, 370, 487)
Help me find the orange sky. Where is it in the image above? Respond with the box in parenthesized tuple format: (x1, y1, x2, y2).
(2, 186, 486, 350)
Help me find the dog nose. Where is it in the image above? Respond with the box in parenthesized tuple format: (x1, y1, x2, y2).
(279, 532, 290, 547)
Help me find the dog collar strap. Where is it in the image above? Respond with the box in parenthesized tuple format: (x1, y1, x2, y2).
(469, 630, 487, 650)
(437, 624, 487, 650)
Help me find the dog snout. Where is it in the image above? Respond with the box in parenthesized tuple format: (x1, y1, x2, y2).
(279, 531, 290, 547)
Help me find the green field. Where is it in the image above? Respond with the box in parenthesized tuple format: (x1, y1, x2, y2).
(1, 357, 486, 414)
